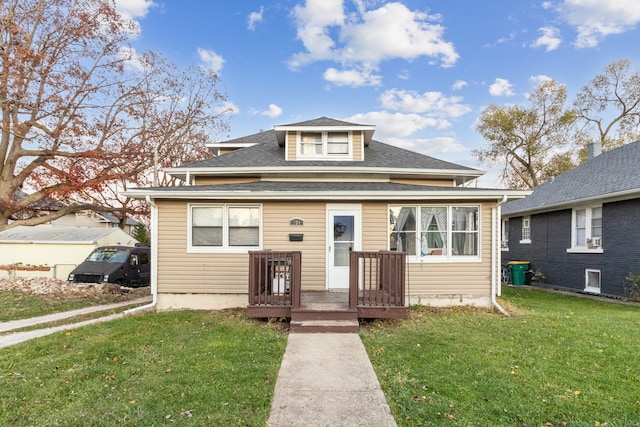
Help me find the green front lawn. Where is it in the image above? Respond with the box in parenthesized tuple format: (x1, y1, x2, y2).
(0, 310, 288, 426)
(361, 287, 640, 426)
(2, 287, 639, 426)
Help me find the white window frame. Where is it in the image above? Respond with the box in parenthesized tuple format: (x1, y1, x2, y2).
(584, 269, 601, 294)
(297, 131, 352, 160)
(567, 205, 603, 253)
(188, 204, 262, 253)
(520, 216, 531, 244)
(501, 218, 509, 250)
(388, 204, 481, 263)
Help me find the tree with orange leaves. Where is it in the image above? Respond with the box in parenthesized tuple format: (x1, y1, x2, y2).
(0, 0, 228, 231)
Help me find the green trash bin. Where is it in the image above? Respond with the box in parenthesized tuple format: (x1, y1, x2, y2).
(508, 261, 529, 285)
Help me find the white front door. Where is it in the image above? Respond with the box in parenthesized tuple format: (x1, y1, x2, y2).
(327, 205, 361, 290)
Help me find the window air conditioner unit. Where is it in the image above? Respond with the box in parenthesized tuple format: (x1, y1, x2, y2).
(586, 237, 602, 247)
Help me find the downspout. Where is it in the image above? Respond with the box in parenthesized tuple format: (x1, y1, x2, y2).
(125, 195, 158, 314)
(492, 195, 510, 316)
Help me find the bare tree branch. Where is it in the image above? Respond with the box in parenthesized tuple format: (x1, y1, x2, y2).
(0, 0, 228, 231)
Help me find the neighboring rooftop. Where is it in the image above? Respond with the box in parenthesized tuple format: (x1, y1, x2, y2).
(502, 140, 640, 215)
(0, 226, 133, 244)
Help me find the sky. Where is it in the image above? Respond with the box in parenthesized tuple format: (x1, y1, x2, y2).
(114, 0, 640, 187)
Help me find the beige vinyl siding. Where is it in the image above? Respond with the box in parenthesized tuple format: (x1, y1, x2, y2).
(156, 200, 250, 294)
(356, 201, 493, 297)
(403, 201, 493, 296)
(287, 131, 297, 160)
(362, 202, 388, 251)
(391, 178, 456, 187)
(156, 199, 497, 298)
(263, 201, 327, 290)
(352, 131, 363, 161)
(193, 176, 258, 185)
(155, 199, 329, 294)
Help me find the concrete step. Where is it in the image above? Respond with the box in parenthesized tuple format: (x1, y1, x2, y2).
(290, 319, 359, 333)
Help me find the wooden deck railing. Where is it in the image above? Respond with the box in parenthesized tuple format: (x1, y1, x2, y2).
(349, 251, 406, 318)
(247, 250, 301, 317)
(247, 249, 406, 319)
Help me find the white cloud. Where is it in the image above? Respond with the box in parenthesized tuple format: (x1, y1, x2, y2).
(114, 0, 155, 20)
(489, 78, 515, 97)
(531, 26, 562, 51)
(345, 111, 441, 139)
(397, 69, 411, 80)
(197, 48, 225, 73)
(385, 136, 468, 157)
(530, 75, 553, 86)
(111, 0, 155, 36)
(339, 3, 458, 66)
(379, 89, 471, 119)
(484, 31, 517, 48)
(289, 1, 458, 84)
(323, 67, 382, 87)
(117, 46, 146, 72)
(248, 6, 264, 31)
(558, 0, 640, 48)
(216, 101, 240, 116)
(289, 0, 345, 68)
(452, 80, 468, 90)
(259, 104, 283, 118)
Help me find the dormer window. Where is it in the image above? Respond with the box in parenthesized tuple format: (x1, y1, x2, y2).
(300, 132, 322, 155)
(327, 132, 349, 154)
(298, 131, 351, 159)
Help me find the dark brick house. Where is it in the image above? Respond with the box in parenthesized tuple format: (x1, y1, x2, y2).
(501, 141, 640, 299)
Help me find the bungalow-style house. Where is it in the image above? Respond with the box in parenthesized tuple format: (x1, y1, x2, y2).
(501, 141, 640, 299)
(124, 117, 527, 326)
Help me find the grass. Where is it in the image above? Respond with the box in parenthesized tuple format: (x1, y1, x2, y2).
(2, 287, 640, 426)
(0, 288, 150, 322)
(360, 286, 640, 426)
(1, 303, 151, 335)
(0, 310, 288, 426)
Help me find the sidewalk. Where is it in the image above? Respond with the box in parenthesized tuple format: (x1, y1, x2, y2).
(0, 297, 152, 349)
(267, 333, 397, 427)
(1, 302, 398, 426)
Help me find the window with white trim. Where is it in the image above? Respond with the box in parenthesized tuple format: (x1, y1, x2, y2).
(389, 205, 479, 259)
(521, 216, 531, 243)
(298, 131, 351, 158)
(572, 206, 602, 250)
(585, 269, 601, 293)
(501, 219, 509, 249)
(189, 204, 261, 251)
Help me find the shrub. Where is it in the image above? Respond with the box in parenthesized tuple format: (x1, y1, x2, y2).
(623, 272, 640, 302)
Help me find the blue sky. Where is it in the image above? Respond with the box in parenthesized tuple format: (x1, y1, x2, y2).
(115, 0, 640, 187)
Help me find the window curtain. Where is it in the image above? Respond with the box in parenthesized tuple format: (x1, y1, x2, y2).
(452, 207, 477, 255)
(390, 207, 416, 254)
(420, 207, 447, 255)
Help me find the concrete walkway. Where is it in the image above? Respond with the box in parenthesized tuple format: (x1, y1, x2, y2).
(267, 333, 397, 427)
(1, 301, 397, 425)
(0, 297, 152, 349)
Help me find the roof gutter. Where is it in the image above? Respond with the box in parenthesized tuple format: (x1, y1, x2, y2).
(125, 195, 158, 315)
(503, 187, 640, 217)
(492, 195, 510, 316)
(163, 166, 484, 178)
(122, 189, 531, 201)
